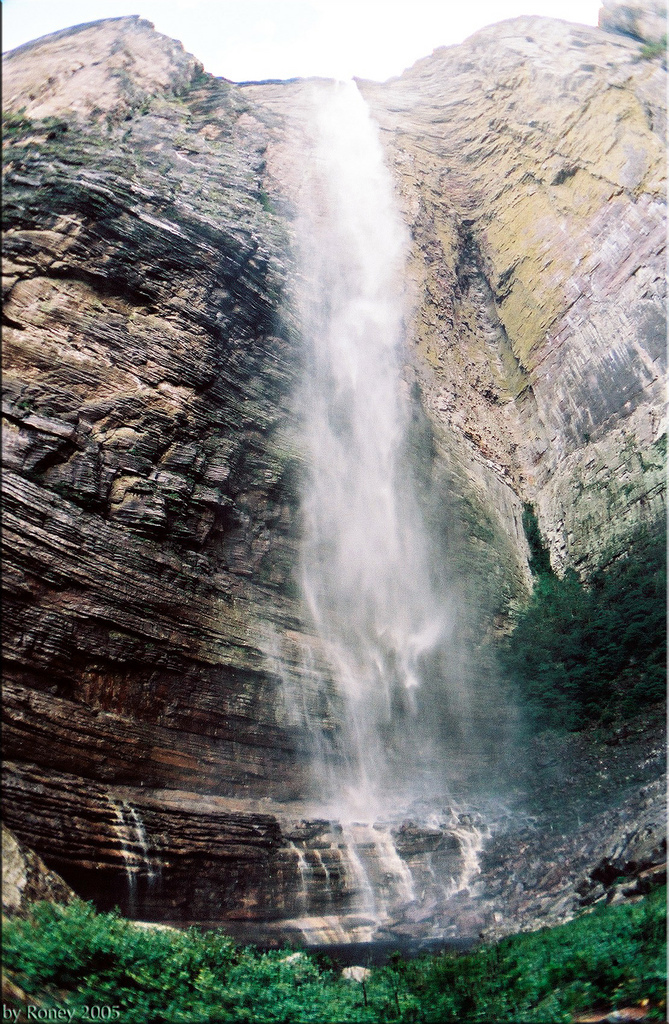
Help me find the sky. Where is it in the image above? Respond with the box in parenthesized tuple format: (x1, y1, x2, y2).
(3, 0, 602, 82)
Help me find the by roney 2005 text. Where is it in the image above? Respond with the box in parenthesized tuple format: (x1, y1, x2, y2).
(3, 1007, 121, 1022)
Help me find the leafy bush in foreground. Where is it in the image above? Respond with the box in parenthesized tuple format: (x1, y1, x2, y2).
(3, 886, 665, 1022)
(400, 883, 666, 1022)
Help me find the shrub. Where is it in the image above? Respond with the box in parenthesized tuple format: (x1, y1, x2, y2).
(400, 885, 666, 1022)
(500, 517, 666, 731)
(2, 109, 34, 139)
(3, 888, 665, 1022)
(638, 35, 667, 65)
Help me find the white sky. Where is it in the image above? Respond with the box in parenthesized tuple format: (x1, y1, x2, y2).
(3, 0, 602, 82)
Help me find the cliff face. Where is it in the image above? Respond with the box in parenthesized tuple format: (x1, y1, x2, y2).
(2, 824, 75, 917)
(599, 0, 667, 45)
(3, 16, 331, 807)
(2, 11, 665, 938)
(358, 13, 666, 573)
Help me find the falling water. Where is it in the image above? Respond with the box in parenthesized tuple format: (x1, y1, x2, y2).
(126, 803, 161, 890)
(109, 800, 160, 915)
(295, 81, 465, 818)
(110, 799, 140, 915)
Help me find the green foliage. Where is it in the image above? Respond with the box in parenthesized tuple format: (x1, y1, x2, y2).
(40, 116, 69, 139)
(401, 884, 666, 1022)
(3, 889, 665, 1022)
(522, 503, 552, 577)
(500, 521, 666, 731)
(638, 35, 667, 65)
(2, 109, 34, 139)
(2, 901, 376, 1022)
(258, 187, 274, 213)
(189, 66, 212, 90)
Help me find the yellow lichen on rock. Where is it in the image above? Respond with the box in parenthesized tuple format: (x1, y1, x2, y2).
(561, 85, 666, 194)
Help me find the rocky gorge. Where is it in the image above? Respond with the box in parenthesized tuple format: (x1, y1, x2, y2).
(1, 0, 666, 951)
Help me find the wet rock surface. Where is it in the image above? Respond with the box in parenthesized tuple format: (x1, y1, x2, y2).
(475, 776, 666, 941)
(3, 720, 664, 946)
(358, 13, 666, 576)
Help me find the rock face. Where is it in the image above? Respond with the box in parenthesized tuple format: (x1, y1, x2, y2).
(2, 824, 75, 916)
(599, 0, 667, 46)
(3, 16, 329, 808)
(2, 10, 665, 941)
(0, 759, 491, 943)
(358, 12, 666, 574)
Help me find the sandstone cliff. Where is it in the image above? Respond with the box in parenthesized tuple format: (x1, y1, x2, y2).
(358, 12, 666, 574)
(2, 10, 665, 938)
(3, 16, 328, 805)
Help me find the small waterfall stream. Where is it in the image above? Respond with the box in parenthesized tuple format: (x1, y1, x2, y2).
(110, 799, 142, 915)
(109, 800, 161, 915)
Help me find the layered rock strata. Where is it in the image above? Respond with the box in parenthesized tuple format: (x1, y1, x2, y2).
(1, 759, 487, 943)
(357, 13, 666, 573)
(2, 17, 338, 807)
(3, 754, 664, 945)
(2, 10, 666, 941)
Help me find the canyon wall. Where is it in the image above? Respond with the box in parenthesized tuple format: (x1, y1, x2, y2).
(359, 12, 666, 575)
(3, 16, 330, 807)
(2, 10, 665, 936)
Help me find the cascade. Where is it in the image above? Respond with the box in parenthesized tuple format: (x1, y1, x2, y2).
(109, 800, 161, 915)
(294, 80, 469, 818)
(263, 79, 496, 941)
(109, 800, 141, 916)
(126, 804, 161, 891)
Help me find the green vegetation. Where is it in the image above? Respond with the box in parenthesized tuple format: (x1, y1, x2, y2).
(2, 109, 34, 139)
(258, 187, 275, 213)
(638, 35, 667, 65)
(500, 511, 666, 731)
(188, 66, 213, 91)
(400, 884, 666, 1022)
(40, 116, 69, 139)
(3, 888, 665, 1022)
(521, 502, 552, 577)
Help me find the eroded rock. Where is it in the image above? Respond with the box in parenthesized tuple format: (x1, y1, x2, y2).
(2, 823, 75, 916)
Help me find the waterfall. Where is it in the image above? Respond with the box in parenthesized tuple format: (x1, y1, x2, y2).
(109, 799, 161, 915)
(295, 80, 465, 819)
(110, 799, 140, 915)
